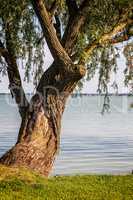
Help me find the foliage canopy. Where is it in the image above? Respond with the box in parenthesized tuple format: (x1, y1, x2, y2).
(0, 0, 133, 92)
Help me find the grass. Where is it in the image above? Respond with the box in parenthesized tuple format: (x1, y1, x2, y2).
(0, 165, 133, 200)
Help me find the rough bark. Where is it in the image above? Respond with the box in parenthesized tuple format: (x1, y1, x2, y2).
(0, 103, 57, 176)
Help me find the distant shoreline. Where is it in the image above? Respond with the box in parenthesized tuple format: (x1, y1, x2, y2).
(0, 93, 133, 96)
(72, 93, 133, 97)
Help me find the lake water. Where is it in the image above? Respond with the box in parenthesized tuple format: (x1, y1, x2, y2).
(0, 94, 133, 175)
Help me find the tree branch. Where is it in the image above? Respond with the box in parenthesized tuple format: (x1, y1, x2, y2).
(48, 0, 57, 17)
(0, 40, 29, 118)
(62, 0, 93, 55)
(31, 0, 72, 66)
(79, 0, 92, 11)
(54, 14, 61, 40)
(79, 17, 133, 65)
(35, 0, 93, 95)
(33, 0, 86, 95)
(66, 0, 78, 16)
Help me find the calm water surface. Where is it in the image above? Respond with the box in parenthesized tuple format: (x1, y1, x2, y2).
(0, 94, 133, 175)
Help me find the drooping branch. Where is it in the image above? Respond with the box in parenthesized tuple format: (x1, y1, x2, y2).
(79, 17, 133, 65)
(0, 40, 29, 118)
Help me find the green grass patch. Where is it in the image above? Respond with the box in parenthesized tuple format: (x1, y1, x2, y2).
(0, 165, 133, 200)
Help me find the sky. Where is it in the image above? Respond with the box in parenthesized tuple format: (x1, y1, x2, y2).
(0, 42, 131, 94)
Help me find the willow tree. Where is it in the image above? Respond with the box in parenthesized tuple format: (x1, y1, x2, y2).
(0, 0, 132, 176)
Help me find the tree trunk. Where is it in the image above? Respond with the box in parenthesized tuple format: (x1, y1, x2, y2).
(0, 92, 64, 176)
(0, 0, 86, 176)
(0, 49, 85, 175)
